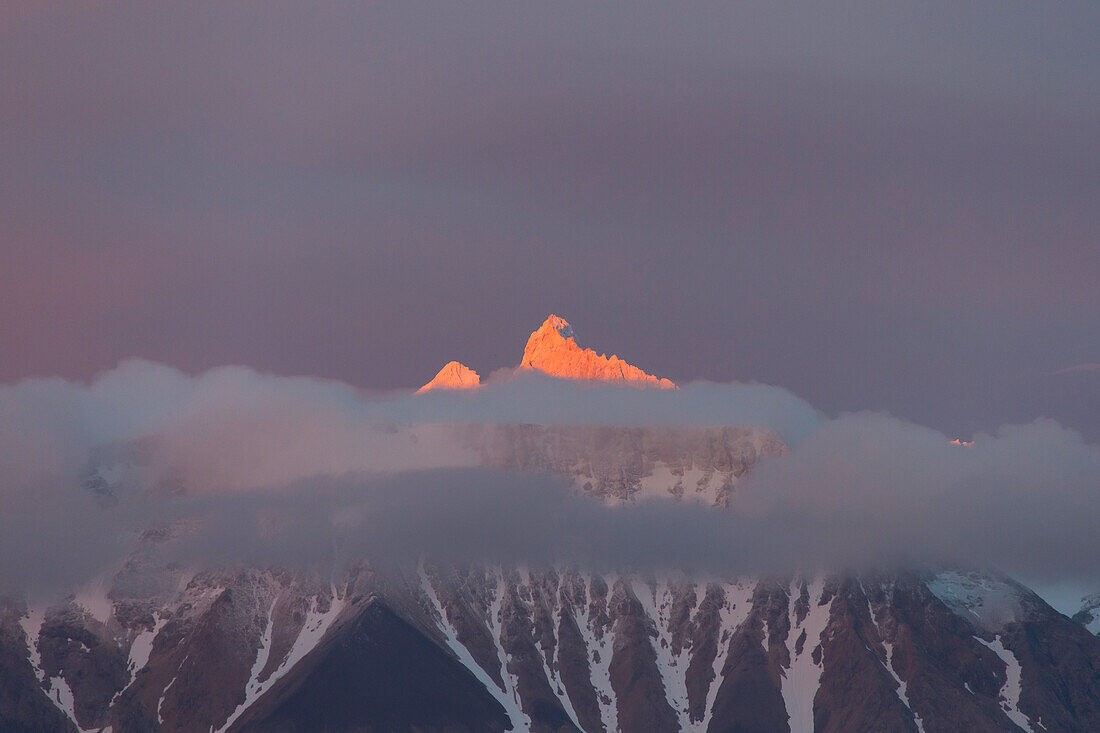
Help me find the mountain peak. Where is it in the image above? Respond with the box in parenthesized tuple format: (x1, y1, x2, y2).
(417, 361, 481, 393)
(542, 314, 575, 340)
(520, 314, 676, 389)
(417, 315, 676, 392)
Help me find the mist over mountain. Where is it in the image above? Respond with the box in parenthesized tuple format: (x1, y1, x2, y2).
(2, 318, 1097, 597)
(3, 315, 1100, 732)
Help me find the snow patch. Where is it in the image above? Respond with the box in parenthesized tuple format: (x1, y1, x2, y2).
(47, 675, 84, 730)
(576, 572, 619, 733)
(486, 569, 533, 731)
(1075, 593, 1100, 635)
(216, 596, 278, 732)
(698, 581, 754, 732)
(19, 607, 46, 683)
(635, 464, 719, 505)
(418, 565, 529, 730)
(521, 570, 582, 729)
(780, 578, 830, 733)
(927, 571, 1025, 632)
(128, 614, 168, 676)
(975, 635, 1034, 732)
(632, 578, 693, 730)
(20, 609, 89, 730)
(880, 638, 925, 733)
(863, 584, 926, 733)
(217, 587, 345, 732)
(112, 613, 170, 707)
(157, 666, 182, 726)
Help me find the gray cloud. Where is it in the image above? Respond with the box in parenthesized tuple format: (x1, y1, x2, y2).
(2, 362, 1098, 598)
(139, 413, 1100, 588)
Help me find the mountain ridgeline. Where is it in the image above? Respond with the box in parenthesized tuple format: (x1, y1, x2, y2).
(4, 316, 1100, 732)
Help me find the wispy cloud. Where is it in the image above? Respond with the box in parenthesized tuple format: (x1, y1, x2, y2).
(1051, 363, 1100, 376)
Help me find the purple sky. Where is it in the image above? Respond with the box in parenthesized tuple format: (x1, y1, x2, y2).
(2, 1, 1098, 440)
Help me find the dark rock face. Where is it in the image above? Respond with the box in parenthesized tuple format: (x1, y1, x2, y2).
(684, 584, 726, 723)
(1001, 615, 1100, 732)
(867, 574, 1020, 732)
(37, 602, 129, 729)
(706, 583, 790, 733)
(0, 599, 78, 733)
(606, 582, 679, 733)
(427, 564, 508, 692)
(109, 570, 278, 733)
(557, 603, 606, 733)
(228, 599, 512, 733)
(812, 579, 921, 733)
(497, 573, 581, 733)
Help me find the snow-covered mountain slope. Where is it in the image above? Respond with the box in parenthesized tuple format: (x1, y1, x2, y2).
(9, 563, 1100, 732)
(5, 422, 1100, 731)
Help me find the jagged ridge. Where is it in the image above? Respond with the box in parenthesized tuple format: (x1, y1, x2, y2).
(419, 315, 676, 392)
(519, 315, 676, 388)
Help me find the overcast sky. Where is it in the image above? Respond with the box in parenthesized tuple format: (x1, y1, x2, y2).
(2, 1, 1097, 440)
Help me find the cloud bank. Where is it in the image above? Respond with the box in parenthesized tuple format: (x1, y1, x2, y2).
(1, 361, 1098, 596)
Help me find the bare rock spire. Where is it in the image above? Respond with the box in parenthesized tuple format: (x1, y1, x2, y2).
(519, 314, 676, 388)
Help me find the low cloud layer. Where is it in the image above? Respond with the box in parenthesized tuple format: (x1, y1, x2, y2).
(1, 361, 1098, 597)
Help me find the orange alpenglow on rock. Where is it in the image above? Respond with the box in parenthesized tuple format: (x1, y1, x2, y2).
(417, 361, 481, 392)
(519, 315, 677, 388)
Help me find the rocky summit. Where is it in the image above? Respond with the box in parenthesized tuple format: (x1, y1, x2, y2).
(519, 315, 677, 389)
(418, 360, 482, 392)
(420, 315, 676, 392)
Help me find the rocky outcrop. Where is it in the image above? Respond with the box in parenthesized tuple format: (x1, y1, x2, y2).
(37, 600, 129, 729)
(109, 570, 282, 732)
(1000, 611, 1100, 732)
(811, 578, 922, 733)
(1072, 592, 1100, 635)
(0, 598, 79, 733)
(520, 316, 676, 389)
(418, 360, 482, 392)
